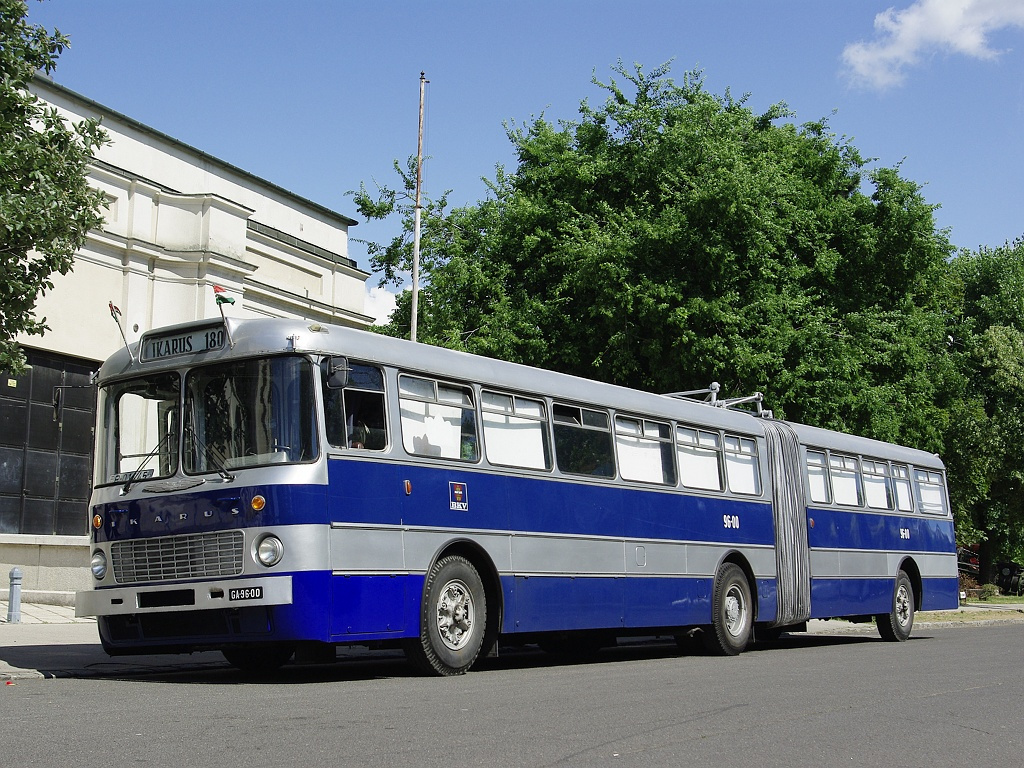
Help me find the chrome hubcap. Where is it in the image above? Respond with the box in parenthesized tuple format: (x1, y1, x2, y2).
(435, 578, 475, 651)
(724, 585, 747, 637)
(895, 583, 912, 627)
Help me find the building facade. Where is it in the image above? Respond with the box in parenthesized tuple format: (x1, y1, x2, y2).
(1, 78, 370, 601)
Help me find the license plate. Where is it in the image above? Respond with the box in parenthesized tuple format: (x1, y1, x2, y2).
(228, 586, 263, 601)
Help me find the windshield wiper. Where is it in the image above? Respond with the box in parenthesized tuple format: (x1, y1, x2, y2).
(183, 421, 236, 482)
(121, 431, 174, 495)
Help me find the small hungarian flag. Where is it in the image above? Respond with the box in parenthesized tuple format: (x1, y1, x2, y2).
(108, 301, 121, 320)
(213, 285, 235, 306)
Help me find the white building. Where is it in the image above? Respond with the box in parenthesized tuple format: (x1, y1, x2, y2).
(0, 77, 371, 602)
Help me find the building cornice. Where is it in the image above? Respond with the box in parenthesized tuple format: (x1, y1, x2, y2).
(32, 75, 360, 228)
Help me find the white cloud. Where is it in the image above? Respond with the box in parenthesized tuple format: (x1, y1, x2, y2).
(842, 0, 1024, 89)
(364, 285, 397, 325)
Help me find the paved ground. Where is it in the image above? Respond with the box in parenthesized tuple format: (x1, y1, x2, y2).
(3, 598, 1023, 681)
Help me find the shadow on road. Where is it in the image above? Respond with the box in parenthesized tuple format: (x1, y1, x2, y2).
(3, 630, 887, 685)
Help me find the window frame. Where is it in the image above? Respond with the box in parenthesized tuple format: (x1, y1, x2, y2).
(480, 389, 551, 471)
(614, 413, 676, 486)
(676, 425, 725, 492)
(398, 373, 479, 462)
(551, 402, 616, 478)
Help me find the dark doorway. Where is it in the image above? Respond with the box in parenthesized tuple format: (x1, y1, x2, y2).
(0, 349, 98, 535)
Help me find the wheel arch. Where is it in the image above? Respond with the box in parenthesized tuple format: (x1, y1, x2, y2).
(717, 549, 759, 622)
(426, 538, 503, 655)
(896, 556, 923, 611)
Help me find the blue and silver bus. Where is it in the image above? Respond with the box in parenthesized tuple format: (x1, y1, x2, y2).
(75, 316, 959, 674)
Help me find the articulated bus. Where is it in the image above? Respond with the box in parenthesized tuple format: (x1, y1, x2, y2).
(75, 316, 959, 674)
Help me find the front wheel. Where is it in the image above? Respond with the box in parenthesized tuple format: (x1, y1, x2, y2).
(406, 555, 487, 676)
(703, 562, 753, 656)
(876, 571, 915, 642)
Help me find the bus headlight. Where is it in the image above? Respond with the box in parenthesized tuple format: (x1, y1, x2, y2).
(90, 550, 108, 580)
(255, 535, 284, 567)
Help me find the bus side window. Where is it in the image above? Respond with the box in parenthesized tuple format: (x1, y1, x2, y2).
(892, 464, 914, 512)
(863, 458, 894, 510)
(677, 426, 723, 492)
(399, 375, 478, 461)
(724, 434, 761, 495)
(481, 391, 551, 470)
(805, 450, 830, 504)
(914, 468, 947, 515)
(830, 453, 863, 507)
(552, 403, 615, 477)
(322, 362, 387, 450)
(615, 415, 675, 485)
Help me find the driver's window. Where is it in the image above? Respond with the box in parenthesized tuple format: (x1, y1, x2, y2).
(323, 362, 388, 450)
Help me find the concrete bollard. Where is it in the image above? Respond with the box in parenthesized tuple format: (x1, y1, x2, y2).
(7, 567, 22, 623)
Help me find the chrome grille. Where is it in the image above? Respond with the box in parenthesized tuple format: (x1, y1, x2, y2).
(111, 530, 245, 584)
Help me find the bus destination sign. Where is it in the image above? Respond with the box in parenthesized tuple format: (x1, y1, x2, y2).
(141, 324, 227, 362)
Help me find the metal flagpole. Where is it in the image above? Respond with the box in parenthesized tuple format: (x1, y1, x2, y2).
(411, 71, 427, 343)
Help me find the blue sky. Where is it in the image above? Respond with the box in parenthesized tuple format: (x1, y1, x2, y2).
(27, 0, 1024, 322)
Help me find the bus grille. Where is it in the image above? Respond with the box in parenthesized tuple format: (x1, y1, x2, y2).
(111, 530, 245, 584)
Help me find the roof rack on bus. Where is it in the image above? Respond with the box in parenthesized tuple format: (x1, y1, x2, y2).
(663, 381, 774, 419)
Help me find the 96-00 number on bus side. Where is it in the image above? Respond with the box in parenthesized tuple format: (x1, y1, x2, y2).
(229, 587, 263, 601)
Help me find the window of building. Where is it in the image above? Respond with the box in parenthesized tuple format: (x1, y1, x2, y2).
(552, 403, 615, 477)
(677, 426, 724, 491)
(1, 351, 99, 535)
(615, 415, 676, 485)
(481, 390, 550, 470)
(399, 375, 478, 461)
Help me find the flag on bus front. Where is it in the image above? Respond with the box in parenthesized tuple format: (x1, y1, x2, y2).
(213, 285, 235, 305)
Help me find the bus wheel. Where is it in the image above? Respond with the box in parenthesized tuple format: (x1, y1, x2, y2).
(703, 563, 753, 656)
(222, 643, 295, 673)
(407, 555, 486, 676)
(876, 571, 915, 642)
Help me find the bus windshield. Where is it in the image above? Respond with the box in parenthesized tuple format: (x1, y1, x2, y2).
(183, 356, 318, 473)
(96, 373, 181, 486)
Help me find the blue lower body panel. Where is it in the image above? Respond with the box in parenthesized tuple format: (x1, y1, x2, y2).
(921, 577, 959, 611)
(811, 577, 894, 617)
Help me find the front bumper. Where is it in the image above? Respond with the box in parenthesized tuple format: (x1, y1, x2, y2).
(75, 575, 293, 618)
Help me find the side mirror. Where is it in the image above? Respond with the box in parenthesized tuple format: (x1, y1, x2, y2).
(325, 356, 351, 389)
(52, 387, 63, 423)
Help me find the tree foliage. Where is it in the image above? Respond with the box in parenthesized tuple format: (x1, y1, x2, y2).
(945, 238, 1024, 572)
(356, 62, 956, 455)
(0, 0, 108, 373)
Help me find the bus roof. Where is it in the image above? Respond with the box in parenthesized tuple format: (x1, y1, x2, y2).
(98, 316, 943, 467)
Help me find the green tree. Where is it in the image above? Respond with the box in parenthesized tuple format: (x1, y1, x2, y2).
(0, 0, 108, 373)
(355, 62, 956, 455)
(945, 238, 1024, 577)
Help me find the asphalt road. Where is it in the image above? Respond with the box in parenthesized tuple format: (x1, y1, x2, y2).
(1, 624, 1021, 768)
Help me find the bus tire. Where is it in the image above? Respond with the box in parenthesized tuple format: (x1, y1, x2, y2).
(407, 555, 486, 676)
(222, 643, 295, 673)
(703, 562, 753, 656)
(876, 570, 914, 642)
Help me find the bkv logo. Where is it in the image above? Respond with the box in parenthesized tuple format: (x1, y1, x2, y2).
(449, 482, 469, 511)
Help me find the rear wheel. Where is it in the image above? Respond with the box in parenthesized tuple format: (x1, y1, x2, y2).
(876, 570, 915, 642)
(406, 555, 486, 676)
(703, 562, 753, 656)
